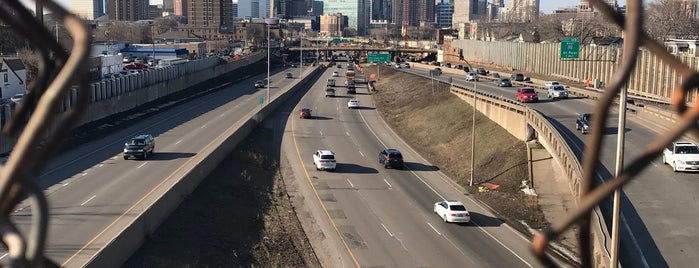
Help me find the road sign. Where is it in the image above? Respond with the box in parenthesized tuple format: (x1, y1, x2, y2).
(368, 53, 391, 63)
(259, 95, 264, 104)
(560, 37, 580, 59)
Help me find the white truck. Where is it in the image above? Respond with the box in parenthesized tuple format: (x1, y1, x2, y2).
(662, 141, 699, 172)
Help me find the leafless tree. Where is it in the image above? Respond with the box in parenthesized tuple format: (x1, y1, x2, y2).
(15, 48, 39, 81)
(645, 0, 699, 41)
(153, 17, 179, 35)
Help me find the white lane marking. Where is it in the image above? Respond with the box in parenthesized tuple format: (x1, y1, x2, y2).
(383, 178, 392, 189)
(81, 172, 88, 177)
(358, 103, 535, 266)
(381, 223, 394, 237)
(175, 139, 183, 145)
(80, 195, 97, 206)
(137, 163, 147, 169)
(470, 221, 533, 267)
(347, 178, 355, 189)
(0, 253, 7, 260)
(319, 130, 323, 135)
(200, 124, 207, 129)
(98, 164, 104, 168)
(63, 182, 70, 186)
(346, 131, 350, 136)
(219, 113, 226, 117)
(427, 222, 441, 235)
(359, 151, 365, 157)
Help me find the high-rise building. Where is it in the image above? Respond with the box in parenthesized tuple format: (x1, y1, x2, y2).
(319, 13, 344, 36)
(435, 0, 453, 28)
(371, 0, 391, 21)
(417, 0, 434, 24)
(237, 0, 267, 18)
(310, 1, 323, 16)
(188, 0, 234, 27)
(452, 0, 487, 25)
(174, 0, 188, 16)
(506, 0, 539, 22)
(324, 0, 369, 35)
(108, 0, 150, 21)
(71, 0, 105, 20)
(233, 2, 239, 18)
(163, 0, 174, 13)
(578, 0, 617, 13)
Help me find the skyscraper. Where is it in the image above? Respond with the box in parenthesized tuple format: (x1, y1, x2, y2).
(108, 0, 150, 21)
(174, 0, 188, 16)
(371, 0, 391, 21)
(452, 0, 487, 25)
(71, 0, 105, 20)
(324, 0, 369, 35)
(238, 0, 266, 18)
(435, 0, 453, 28)
(188, 0, 234, 27)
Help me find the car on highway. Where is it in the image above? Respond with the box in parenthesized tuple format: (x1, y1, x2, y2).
(347, 99, 359, 108)
(403, 63, 411, 68)
(394, 63, 402, 68)
(434, 200, 471, 223)
(325, 87, 335, 97)
(299, 108, 312, 119)
(313, 150, 336, 171)
(489, 73, 501, 78)
(545, 81, 561, 87)
(516, 87, 538, 103)
(495, 78, 512, 87)
(123, 134, 155, 160)
(332, 71, 339, 77)
(575, 113, 592, 134)
(378, 149, 404, 169)
(547, 85, 569, 100)
(254, 80, 265, 88)
(432, 67, 442, 76)
(662, 141, 699, 172)
(476, 67, 488, 75)
(10, 94, 24, 103)
(285, 72, 293, 78)
(466, 72, 479, 82)
(347, 85, 356, 94)
(511, 73, 525, 81)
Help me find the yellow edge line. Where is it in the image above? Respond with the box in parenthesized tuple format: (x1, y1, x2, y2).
(62, 115, 256, 266)
(290, 113, 361, 267)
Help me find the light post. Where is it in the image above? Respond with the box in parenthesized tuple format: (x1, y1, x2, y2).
(300, 32, 303, 77)
(151, 25, 156, 64)
(265, 18, 279, 104)
(463, 61, 476, 187)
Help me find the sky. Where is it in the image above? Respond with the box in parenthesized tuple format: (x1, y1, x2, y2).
(42, 0, 630, 16)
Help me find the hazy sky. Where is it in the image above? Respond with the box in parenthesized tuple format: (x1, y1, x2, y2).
(44, 0, 630, 16)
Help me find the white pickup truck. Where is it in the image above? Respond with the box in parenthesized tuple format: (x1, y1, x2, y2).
(662, 141, 699, 172)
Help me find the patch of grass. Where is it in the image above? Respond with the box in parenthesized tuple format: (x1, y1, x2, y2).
(371, 67, 547, 229)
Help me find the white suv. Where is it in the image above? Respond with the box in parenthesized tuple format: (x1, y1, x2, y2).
(313, 150, 337, 171)
(663, 141, 699, 172)
(547, 85, 569, 100)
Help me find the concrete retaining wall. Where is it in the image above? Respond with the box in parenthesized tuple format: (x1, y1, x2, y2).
(84, 65, 325, 268)
(449, 83, 611, 268)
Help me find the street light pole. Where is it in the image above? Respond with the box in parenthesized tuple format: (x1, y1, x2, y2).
(470, 73, 477, 187)
(267, 23, 271, 104)
(610, 83, 628, 268)
(300, 33, 303, 77)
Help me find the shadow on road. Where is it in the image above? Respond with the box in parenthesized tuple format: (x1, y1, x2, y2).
(404, 162, 440, 171)
(469, 212, 504, 227)
(334, 163, 379, 174)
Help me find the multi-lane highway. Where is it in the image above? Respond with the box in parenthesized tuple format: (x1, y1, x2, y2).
(280, 65, 555, 267)
(1, 66, 307, 266)
(401, 65, 697, 267)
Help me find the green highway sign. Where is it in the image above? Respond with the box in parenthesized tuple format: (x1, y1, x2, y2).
(332, 38, 348, 43)
(368, 53, 391, 63)
(560, 37, 580, 59)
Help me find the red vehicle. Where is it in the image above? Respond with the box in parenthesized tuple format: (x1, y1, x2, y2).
(516, 87, 539, 103)
(124, 63, 149, 70)
(299, 108, 312, 119)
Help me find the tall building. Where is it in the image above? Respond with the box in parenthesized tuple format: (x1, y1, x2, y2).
(233, 2, 239, 18)
(324, 0, 369, 35)
(108, 0, 150, 21)
(174, 0, 188, 17)
(506, 0, 539, 22)
(417, 0, 434, 24)
(578, 0, 617, 13)
(371, 0, 391, 21)
(319, 13, 344, 36)
(278, 0, 310, 17)
(163, 0, 174, 13)
(435, 0, 453, 28)
(237, 0, 267, 18)
(452, 0, 487, 25)
(310, 1, 323, 16)
(71, 0, 105, 20)
(188, 0, 234, 27)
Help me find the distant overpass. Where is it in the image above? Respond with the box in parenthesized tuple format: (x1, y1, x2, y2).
(286, 46, 437, 53)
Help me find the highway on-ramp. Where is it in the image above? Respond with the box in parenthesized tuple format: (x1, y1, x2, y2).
(0, 67, 306, 266)
(404, 65, 697, 267)
(280, 65, 551, 268)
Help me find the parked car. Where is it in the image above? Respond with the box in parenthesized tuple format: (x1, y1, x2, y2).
(511, 73, 525, 81)
(444, 63, 452, 68)
(378, 149, 404, 169)
(347, 99, 359, 108)
(254, 80, 265, 88)
(124, 62, 149, 70)
(466, 72, 479, 82)
(122, 56, 133, 63)
(516, 87, 539, 103)
(575, 113, 592, 134)
(299, 108, 312, 119)
(123, 134, 155, 160)
(476, 67, 488, 75)
(285, 72, 293, 78)
(547, 85, 569, 100)
(434, 200, 471, 223)
(662, 141, 699, 172)
(495, 78, 512, 87)
(312, 150, 336, 171)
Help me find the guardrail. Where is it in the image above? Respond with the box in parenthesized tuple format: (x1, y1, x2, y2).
(84, 65, 326, 268)
(448, 81, 611, 267)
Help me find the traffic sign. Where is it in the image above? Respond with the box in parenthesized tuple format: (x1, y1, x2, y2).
(560, 37, 580, 59)
(368, 53, 391, 63)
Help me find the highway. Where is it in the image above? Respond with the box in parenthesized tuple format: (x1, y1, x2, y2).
(280, 65, 550, 267)
(1, 66, 306, 266)
(402, 65, 698, 267)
